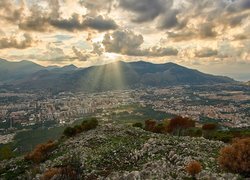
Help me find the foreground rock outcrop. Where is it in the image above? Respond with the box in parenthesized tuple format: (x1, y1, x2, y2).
(0, 123, 241, 179)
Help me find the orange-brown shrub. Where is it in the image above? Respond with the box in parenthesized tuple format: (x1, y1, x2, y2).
(42, 168, 61, 180)
(145, 119, 157, 132)
(186, 160, 202, 178)
(167, 116, 195, 135)
(153, 123, 165, 133)
(60, 165, 77, 179)
(42, 166, 77, 180)
(25, 140, 56, 164)
(202, 123, 217, 131)
(218, 137, 250, 176)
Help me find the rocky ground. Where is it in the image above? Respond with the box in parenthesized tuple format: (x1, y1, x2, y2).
(0, 123, 242, 179)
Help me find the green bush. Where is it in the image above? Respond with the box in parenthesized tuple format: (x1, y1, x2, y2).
(0, 145, 13, 160)
(132, 122, 143, 128)
(208, 131, 234, 143)
(186, 128, 202, 137)
(82, 118, 98, 131)
(74, 125, 83, 134)
(153, 123, 165, 133)
(63, 118, 98, 138)
(63, 127, 77, 137)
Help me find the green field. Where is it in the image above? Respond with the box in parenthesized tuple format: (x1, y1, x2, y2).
(111, 104, 174, 124)
(12, 126, 65, 154)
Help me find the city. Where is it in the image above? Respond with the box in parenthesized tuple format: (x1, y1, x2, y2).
(1, 84, 249, 145)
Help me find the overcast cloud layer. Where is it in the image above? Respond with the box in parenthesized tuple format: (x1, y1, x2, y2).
(0, 0, 249, 80)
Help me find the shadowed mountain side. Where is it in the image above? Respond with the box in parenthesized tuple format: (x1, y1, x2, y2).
(14, 61, 235, 92)
(0, 59, 44, 82)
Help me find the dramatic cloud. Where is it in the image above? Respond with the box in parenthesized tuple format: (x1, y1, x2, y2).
(19, 11, 49, 32)
(118, 0, 250, 41)
(50, 15, 118, 32)
(226, 0, 250, 13)
(0, 0, 24, 23)
(0, 33, 34, 49)
(195, 48, 218, 58)
(1, 0, 118, 32)
(81, 15, 118, 31)
(199, 23, 217, 38)
(119, 0, 171, 23)
(0, 0, 249, 80)
(103, 30, 143, 55)
(166, 31, 196, 42)
(92, 43, 104, 56)
(72, 46, 89, 61)
(79, 0, 114, 14)
(103, 30, 178, 56)
(158, 10, 180, 29)
(26, 44, 79, 63)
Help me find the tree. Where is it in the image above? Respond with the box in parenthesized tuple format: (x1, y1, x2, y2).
(153, 123, 165, 133)
(144, 119, 157, 132)
(218, 137, 250, 176)
(202, 123, 217, 137)
(186, 160, 202, 179)
(63, 127, 77, 137)
(186, 128, 202, 137)
(132, 122, 143, 128)
(81, 118, 98, 131)
(0, 145, 13, 160)
(63, 118, 99, 138)
(202, 123, 217, 131)
(167, 116, 195, 136)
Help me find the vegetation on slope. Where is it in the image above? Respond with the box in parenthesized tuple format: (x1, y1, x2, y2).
(1, 119, 248, 179)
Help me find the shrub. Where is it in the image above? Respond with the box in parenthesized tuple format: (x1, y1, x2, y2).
(42, 168, 61, 180)
(24, 140, 56, 164)
(74, 125, 83, 134)
(185, 160, 202, 179)
(186, 128, 202, 137)
(218, 137, 250, 176)
(202, 123, 217, 138)
(42, 166, 78, 180)
(132, 122, 143, 128)
(63, 118, 98, 138)
(42, 153, 83, 180)
(202, 123, 217, 131)
(208, 131, 234, 143)
(167, 116, 195, 136)
(82, 118, 98, 131)
(0, 145, 13, 160)
(144, 120, 157, 132)
(63, 127, 77, 137)
(153, 123, 165, 133)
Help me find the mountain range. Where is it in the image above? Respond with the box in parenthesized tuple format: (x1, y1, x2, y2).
(0, 58, 235, 92)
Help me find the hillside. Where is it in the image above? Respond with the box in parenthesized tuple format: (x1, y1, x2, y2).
(0, 123, 240, 179)
(13, 61, 235, 92)
(0, 59, 44, 83)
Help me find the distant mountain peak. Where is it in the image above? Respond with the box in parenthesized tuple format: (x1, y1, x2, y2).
(62, 64, 78, 70)
(0, 59, 236, 92)
(0, 58, 7, 62)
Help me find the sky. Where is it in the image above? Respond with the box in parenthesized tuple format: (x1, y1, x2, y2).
(0, 0, 249, 81)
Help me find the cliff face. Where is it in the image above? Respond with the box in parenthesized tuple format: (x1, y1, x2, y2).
(0, 123, 240, 179)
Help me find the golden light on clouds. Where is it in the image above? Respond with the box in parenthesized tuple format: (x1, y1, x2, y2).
(0, 0, 249, 80)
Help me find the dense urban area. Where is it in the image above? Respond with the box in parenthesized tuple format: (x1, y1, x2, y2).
(0, 84, 249, 145)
